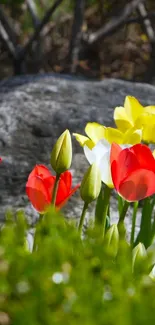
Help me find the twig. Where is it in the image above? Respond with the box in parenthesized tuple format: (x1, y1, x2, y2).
(137, 2, 155, 41)
(0, 21, 17, 58)
(26, 0, 40, 27)
(0, 5, 17, 46)
(84, 0, 146, 45)
(126, 12, 155, 24)
(136, 3, 155, 83)
(17, 0, 64, 61)
(26, 0, 43, 68)
(42, 5, 98, 38)
(68, 0, 86, 73)
(42, 13, 72, 37)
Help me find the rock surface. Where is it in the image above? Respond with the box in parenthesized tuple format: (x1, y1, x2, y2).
(0, 74, 155, 230)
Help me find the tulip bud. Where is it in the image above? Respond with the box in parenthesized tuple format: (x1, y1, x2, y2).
(104, 224, 119, 257)
(80, 163, 101, 203)
(132, 243, 147, 272)
(51, 129, 72, 174)
(149, 265, 155, 281)
(147, 243, 155, 268)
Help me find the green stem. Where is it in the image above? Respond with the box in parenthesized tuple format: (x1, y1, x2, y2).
(95, 187, 103, 225)
(134, 197, 152, 248)
(32, 229, 37, 252)
(78, 202, 89, 234)
(130, 201, 138, 247)
(117, 195, 124, 218)
(32, 213, 44, 252)
(118, 200, 129, 224)
(150, 215, 155, 244)
(95, 185, 111, 238)
(118, 200, 129, 237)
(52, 173, 60, 205)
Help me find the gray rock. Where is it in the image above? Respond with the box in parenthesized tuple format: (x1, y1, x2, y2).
(0, 74, 155, 233)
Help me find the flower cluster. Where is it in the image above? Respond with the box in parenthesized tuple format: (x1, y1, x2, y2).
(74, 96, 155, 201)
(22, 96, 155, 273)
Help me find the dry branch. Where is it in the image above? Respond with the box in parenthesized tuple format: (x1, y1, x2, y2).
(0, 21, 17, 58)
(137, 2, 155, 42)
(68, 0, 86, 74)
(84, 0, 146, 45)
(18, 0, 64, 61)
(26, 0, 40, 27)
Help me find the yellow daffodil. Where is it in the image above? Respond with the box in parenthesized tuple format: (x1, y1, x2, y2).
(114, 96, 155, 143)
(73, 123, 142, 188)
(73, 121, 142, 148)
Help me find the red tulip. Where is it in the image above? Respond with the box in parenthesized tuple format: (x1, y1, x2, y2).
(26, 165, 80, 212)
(110, 143, 155, 201)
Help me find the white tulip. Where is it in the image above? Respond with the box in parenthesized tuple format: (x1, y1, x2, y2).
(84, 139, 130, 188)
(84, 139, 113, 188)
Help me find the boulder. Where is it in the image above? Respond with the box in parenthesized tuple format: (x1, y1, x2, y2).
(0, 74, 155, 230)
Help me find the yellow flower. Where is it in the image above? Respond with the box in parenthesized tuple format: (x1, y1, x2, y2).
(114, 96, 155, 143)
(73, 121, 142, 147)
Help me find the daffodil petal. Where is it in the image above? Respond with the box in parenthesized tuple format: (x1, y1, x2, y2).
(85, 122, 106, 144)
(145, 106, 155, 114)
(143, 125, 155, 143)
(73, 133, 94, 148)
(124, 96, 144, 124)
(123, 128, 142, 145)
(114, 106, 133, 132)
(136, 114, 155, 143)
(106, 127, 124, 144)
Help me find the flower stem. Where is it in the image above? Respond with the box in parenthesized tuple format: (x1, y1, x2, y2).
(78, 202, 89, 234)
(52, 173, 60, 206)
(32, 229, 37, 252)
(95, 185, 111, 238)
(118, 200, 129, 237)
(130, 201, 138, 247)
(118, 200, 129, 224)
(33, 213, 44, 252)
(95, 187, 103, 225)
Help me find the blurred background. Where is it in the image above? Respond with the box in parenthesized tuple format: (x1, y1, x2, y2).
(0, 0, 155, 83)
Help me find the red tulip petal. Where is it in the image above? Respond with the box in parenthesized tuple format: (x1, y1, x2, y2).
(28, 164, 52, 180)
(58, 184, 80, 209)
(110, 143, 122, 166)
(43, 176, 55, 193)
(110, 143, 122, 190)
(111, 160, 119, 191)
(26, 175, 52, 212)
(130, 144, 155, 171)
(110, 144, 140, 190)
(117, 148, 140, 183)
(55, 178, 69, 206)
(60, 171, 72, 191)
(119, 169, 155, 201)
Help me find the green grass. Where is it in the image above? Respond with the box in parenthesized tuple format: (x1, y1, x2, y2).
(0, 208, 155, 325)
